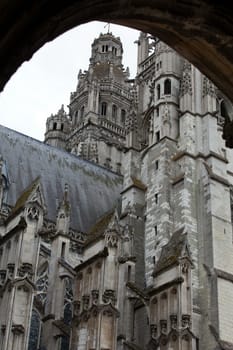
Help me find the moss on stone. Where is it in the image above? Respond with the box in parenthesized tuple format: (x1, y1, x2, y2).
(85, 210, 115, 246)
(11, 177, 40, 215)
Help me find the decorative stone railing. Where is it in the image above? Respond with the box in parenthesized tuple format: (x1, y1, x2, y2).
(99, 118, 126, 136)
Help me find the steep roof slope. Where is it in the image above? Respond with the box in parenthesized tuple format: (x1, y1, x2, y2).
(0, 125, 123, 232)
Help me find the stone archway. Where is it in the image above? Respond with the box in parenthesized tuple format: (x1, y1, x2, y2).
(0, 0, 233, 100)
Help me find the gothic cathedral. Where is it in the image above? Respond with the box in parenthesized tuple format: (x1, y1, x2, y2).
(0, 31, 233, 350)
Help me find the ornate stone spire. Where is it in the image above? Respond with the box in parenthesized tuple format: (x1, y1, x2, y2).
(56, 184, 71, 234)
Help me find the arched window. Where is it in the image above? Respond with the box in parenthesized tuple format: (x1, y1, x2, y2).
(157, 84, 161, 100)
(61, 123, 64, 131)
(164, 79, 171, 95)
(53, 122, 57, 130)
(112, 104, 117, 120)
(101, 102, 107, 116)
(121, 109, 126, 123)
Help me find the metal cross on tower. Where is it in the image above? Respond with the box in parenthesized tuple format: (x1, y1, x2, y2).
(104, 23, 111, 33)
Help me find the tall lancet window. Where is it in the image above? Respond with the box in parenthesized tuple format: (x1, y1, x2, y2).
(164, 79, 171, 95)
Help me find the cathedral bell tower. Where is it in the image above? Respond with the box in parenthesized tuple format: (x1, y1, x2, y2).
(64, 32, 134, 173)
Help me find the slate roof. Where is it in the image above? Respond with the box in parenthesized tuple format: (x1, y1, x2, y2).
(0, 125, 123, 232)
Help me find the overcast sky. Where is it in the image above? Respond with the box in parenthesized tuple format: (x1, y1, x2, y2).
(0, 22, 139, 141)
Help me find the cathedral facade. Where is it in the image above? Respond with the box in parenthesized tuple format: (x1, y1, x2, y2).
(0, 31, 233, 350)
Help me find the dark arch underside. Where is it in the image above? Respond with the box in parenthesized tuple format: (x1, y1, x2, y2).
(0, 0, 233, 100)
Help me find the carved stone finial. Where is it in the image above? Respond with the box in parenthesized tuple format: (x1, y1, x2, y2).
(182, 314, 191, 328)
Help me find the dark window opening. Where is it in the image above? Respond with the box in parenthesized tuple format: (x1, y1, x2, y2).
(121, 109, 126, 123)
(164, 78, 171, 95)
(156, 107, 159, 117)
(61, 336, 70, 350)
(157, 84, 161, 100)
(61, 242, 66, 258)
(61, 123, 64, 131)
(102, 45, 108, 52)
(53, 122, 57, 130)
(155, 160, 159, 170)
(155, 193, 158, 204)
(154, 226, 158, 236)
(156, 131, 160, 142)
(220, 100, 228, 119)
(80, 106, 85, 119)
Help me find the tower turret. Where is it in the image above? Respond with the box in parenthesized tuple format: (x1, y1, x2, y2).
(44, 104, 70, 149)
(152, 40, 182, 141)
(136, 32, 149, 69)
(90, 32, 123, 68)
